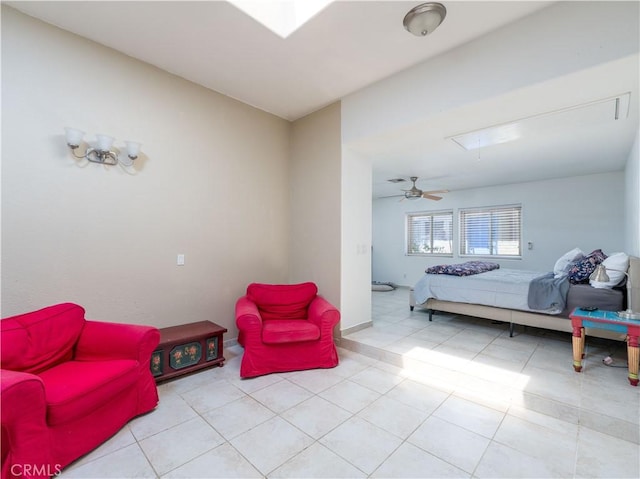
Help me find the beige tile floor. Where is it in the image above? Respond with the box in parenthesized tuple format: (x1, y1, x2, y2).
(60, 287, 639, 478)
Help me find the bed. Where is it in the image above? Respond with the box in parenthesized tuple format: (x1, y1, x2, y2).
(409, 255, 639, 341)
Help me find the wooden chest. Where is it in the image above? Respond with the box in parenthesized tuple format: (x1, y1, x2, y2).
(150, 320, 227, 382)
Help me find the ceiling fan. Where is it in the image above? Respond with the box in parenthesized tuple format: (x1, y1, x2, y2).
(400, 176, 449, 201)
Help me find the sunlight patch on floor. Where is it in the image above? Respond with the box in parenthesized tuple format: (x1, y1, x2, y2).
(400, 345, 531, 405)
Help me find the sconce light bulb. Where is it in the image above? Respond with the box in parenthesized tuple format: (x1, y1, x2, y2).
(64, 127, 85, 149)
(95, 134, 115, 152)
(125, 141, 141, 160)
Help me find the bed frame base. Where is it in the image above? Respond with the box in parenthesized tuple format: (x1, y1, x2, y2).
(426, 308, 517, 337)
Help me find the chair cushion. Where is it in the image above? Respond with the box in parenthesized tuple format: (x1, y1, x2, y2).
(37, 359, 139, 426)
(247, 282, 318, 321)
(262, 320, 320, 344)
(1, 303, 86, 374)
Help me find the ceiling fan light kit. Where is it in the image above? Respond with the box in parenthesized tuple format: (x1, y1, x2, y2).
(402, 176, 448, 201)
(403, 2, 447, 37)
(405, 192, 422, 200)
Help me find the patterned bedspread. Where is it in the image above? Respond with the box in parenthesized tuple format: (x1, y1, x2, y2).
(425, 261, 500, 277)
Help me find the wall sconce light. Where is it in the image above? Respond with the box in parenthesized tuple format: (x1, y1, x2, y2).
(64, 127, 142, 167)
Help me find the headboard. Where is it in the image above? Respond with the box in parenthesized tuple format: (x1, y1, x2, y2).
(629, 256, 640, 312)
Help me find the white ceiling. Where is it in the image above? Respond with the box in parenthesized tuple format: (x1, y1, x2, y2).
(6, 1, 551, 121)
(357, 54, 640, 198)
(7, 1, 639, 198)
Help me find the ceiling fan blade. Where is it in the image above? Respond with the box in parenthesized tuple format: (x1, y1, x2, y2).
(377, 194, 405, 199)
(385, 177, 449, 202)
(422, 189, 449, 194)
(422, 194, 443, 201)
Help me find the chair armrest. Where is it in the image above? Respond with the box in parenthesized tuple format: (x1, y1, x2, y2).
(235, 296, 263, 331)
(307, 295, 340, 330)
(74, 321, 160, 363)
(1, 369, 46, 410)
(1, 369, 54, 478)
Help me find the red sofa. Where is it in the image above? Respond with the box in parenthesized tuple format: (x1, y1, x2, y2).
(1, 303, 160, 479)
(235, 282, 340, 378)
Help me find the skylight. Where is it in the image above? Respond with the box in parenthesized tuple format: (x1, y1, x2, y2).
(449, 93, 631, 151)
(229, 0, 334, 38)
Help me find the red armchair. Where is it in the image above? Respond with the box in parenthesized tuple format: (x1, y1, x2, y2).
(1, 303, 160, 479)
(235, 282, 340, 378)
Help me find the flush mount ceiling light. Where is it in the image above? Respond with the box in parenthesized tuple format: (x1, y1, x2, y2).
(403, 2, 447, 37)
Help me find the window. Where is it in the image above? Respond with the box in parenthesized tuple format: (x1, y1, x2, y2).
(459, 205, 522, 257)
(406, 211, 453, 255)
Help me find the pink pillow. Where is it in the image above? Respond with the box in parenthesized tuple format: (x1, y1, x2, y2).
(247, 282, 318, 321)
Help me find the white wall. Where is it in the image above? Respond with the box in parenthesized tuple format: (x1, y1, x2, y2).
(340, 148, 372, 331)
(289, 103, 342, 307)
(1, 7, 291, 336)
(625, 130, 640, 257)
(373, 172, 626, 287)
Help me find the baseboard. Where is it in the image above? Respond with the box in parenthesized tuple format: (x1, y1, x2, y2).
(339, 320, 373, 337)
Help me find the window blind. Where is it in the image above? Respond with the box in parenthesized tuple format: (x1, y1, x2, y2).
(459, 205, 521, 257)
(407, 211, 453, 255)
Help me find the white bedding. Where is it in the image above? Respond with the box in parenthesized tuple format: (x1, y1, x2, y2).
(412, 269, 562, 314)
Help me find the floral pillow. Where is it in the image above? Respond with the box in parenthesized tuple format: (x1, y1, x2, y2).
(567, 249, 607, 284)
(426, 261, 500, 276)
